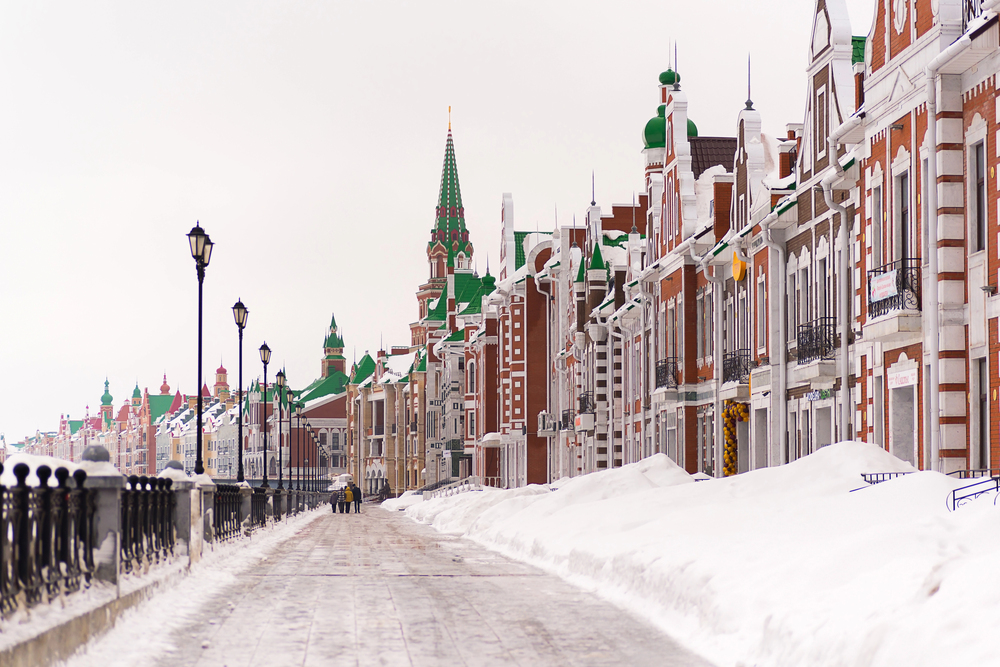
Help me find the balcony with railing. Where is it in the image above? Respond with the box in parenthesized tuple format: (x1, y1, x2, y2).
(561, 409, 575, 431)
(866, 258, 921, 342)
(579, 392, 595, 414)
(722, 350, 752, 384)
(575, 393, 595, 432)
(964, 0, 983, 31)
(655, 357, 679, 389)
(797, 316, 837, 364)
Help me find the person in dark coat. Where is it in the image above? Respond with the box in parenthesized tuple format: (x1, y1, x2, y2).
(329, 490, 337, 513)
(350, 482, 362, 513)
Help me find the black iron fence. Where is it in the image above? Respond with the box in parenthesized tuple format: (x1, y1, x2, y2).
(215, 484, 242, 541)
(722, 350, 753, 384)
(1, 461, 95, 618)
(861, 471, 913, 485)
(120, 475, 175, 575)
(251, 488, 268, 529)
(797, 316, 837, 363)
(655, 357, 680, 389)
(948, 475, 1000, 511)
(867, 258, 921, 319)
(579, 392, 595, 414)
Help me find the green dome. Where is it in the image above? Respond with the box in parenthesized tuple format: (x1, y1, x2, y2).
(132, 383, 141, 399)
(101, 380, 113, 407)
(643, 105, 667, 149)
(659, 69, 680, 86)
(687, 118, 698, 138)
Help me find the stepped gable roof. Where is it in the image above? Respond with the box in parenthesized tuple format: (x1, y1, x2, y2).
(116, 404, 130, 421)
(690, 137, 737, 179)
(351, 353, 377, 384)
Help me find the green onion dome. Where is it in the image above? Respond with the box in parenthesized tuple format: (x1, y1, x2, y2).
(687, 118, 698, 138)
(643, 105, 667, 149)
(101, 380, 113, 407)
(659, 69, 680, 86)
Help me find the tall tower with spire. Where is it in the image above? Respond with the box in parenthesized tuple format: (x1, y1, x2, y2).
(323, 312, 346, 377)
(413, 116, 474, 345)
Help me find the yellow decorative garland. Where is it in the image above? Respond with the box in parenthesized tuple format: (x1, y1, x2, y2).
(722, 400, 749, 477)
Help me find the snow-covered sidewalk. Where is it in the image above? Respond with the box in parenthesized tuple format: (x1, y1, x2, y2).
(389, 442, 1000, 667)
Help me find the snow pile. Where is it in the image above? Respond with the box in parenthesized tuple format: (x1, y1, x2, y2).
(401, 443, 1000, 666)
(381, 490, 424, 511)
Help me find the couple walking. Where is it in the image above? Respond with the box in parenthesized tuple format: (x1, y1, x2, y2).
(331, 482, 362, 514)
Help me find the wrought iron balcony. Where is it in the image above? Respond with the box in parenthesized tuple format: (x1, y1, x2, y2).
(797, 316, 837, 364)
(655, 357, 680, 389)
(579, 392, 595, 414)
(722, 350, 753, 384)
(561, 409, 575, 430)
(868, 258, 921, 319)
(964, 0, 983, 31)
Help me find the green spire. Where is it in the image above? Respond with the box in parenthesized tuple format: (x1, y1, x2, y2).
(431, 126, 468, 246)
(589, 243, 606, 271)
(329, 312, 338, 329)
(576, 258, 585, 283)
(101, 379, 113, 407)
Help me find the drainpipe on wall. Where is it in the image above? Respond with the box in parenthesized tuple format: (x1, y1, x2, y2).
(821, 162, 853, 444)
(760, 211, 787, 463)
(697, 251, 725, 477)
(924, 29, 976, 471)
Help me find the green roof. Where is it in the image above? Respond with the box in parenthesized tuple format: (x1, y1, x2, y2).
(852, 36, 866, 64)
(576, 257, 586, 283)
(299, 370, 349, 403)
(415, 354, 427, 373)
(589, 242, 606, 271)
(458, 273, 497, 316)
(148, 395, 174, 423)
(132, 383, 141, 399)
(446, 329, 464, 342)
(427, 272, 486, 321)
(100, 379, 113, 407)
(351, 354, 377, 384)
(430, 127, 469, 246)
(513, 231, 553, 270)
(643, 105, 666, 149)
(325, 332, 345, 348)
(69, 420, 83, 435)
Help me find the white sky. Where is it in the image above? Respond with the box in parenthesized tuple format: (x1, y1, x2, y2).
(0, 0, 874, 441)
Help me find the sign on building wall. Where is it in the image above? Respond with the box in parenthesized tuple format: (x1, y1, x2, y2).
(869, 270, 898, 301)
(887, 368, 918, 389)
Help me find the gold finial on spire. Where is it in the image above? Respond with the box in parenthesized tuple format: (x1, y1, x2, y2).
(448, 105, 452, 131)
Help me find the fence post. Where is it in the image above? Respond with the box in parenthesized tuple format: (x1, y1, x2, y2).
(79, 446, 124, 586)
(238, 486, 253, 533)
(197, 479, 216, 545)
(265, 488, 275, 522)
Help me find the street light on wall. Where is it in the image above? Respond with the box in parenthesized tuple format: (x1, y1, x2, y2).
(232, 299, 249, 483)
(259, 342, 271, 488)
(275, 370, 285, 491)
(187, 222, 213, 476)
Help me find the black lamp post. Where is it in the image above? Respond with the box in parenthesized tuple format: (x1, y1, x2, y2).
(187, 222, 214, 476)
(259, 342, 271, 488)
(295, 404, 302, 491)
(232, 300, 248, 483)
(275, 370, 285, 491)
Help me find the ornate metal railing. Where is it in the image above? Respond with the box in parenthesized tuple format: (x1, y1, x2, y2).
(947, 469, 1000, 479)
(120, 475, 174, 575)
(561, 409, 575, 430)
(579, 392, 595, 414)
(655, 357, 680, 389)
(797, 317, 837, 363)
(868, 258, 921, 319)
(861, 471, 913, 485)
(251, 488, 268, 529)
(964, 0, 983, 31)
(948, 475, 1000, 511)
(722, 350, 753, 384)
(214, 484, 242, 541)
(1, 462, 95, 617)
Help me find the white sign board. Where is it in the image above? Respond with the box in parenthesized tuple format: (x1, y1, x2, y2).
(887, 368, 918, 389)
(870, 270, 898, 301)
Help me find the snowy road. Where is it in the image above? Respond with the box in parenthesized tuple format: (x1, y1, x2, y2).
(67, 505, 713, 667)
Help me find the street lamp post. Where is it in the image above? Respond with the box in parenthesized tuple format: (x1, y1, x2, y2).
(275, 370, 285, 491)
(295, 405, 302, 491)
(232, 300, 248, 483)
(259, 342, 271, 488)
(187, 222, 214, 476)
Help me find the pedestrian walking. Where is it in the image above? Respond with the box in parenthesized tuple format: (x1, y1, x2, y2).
(350, 482, 362, 513)
(329, 490, 337, 513)
(343, 484, 354, 514)
(337, 486, 348, 514)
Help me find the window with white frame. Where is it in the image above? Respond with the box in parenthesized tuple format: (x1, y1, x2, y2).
(972, 141, 987, 253)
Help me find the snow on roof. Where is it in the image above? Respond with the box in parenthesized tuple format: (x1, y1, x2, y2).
(695, 164, 729, 226)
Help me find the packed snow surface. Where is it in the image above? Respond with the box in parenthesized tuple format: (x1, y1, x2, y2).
(399, 442, 1000, 667)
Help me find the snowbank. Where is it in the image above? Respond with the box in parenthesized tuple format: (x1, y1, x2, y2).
(381, 490, 425, 512)
(404, 443, 1000, 667)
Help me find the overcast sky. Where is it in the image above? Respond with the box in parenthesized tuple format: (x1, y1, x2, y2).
(0, 0, 874, 442)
